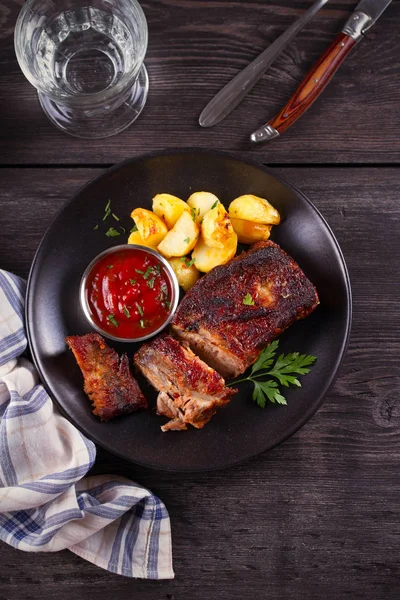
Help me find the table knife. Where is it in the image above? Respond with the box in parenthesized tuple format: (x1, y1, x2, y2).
(199, 0, 329, 128)
(250, 0, 393, 144)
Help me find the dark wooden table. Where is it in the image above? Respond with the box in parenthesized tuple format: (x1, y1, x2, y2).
(1, 1, 400, 598)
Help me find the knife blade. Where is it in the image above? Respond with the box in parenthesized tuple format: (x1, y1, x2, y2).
(199, 0, 329, 128)
(250, 0, 393, 144)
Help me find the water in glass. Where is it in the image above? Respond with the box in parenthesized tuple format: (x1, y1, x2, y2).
(37, 7, 137, 96)
(15, 0, 149, 138)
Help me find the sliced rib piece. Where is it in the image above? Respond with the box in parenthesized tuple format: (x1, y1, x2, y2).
(66, 333, 147, 421)
(156, 392, 187, 431)
(134, 334, 236, 431)
(172, 240, 319, 379)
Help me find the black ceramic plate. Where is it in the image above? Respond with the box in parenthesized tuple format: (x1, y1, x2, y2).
(26, 149, 351, 472)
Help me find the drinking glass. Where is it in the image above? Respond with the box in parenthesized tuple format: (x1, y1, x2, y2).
(14, 0, 149, 139)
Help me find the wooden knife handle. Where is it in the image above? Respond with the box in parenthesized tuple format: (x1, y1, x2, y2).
(251, 32, 358, 142)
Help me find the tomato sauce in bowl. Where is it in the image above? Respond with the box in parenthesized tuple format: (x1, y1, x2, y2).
(80, 245, 179, 342)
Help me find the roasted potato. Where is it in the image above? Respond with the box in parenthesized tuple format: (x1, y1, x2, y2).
(168, 257, 201, 292)
(127, 229, 159, 251)
(152, 194, 190, 229)
(230, 217, 272, 244)
(192, 234, 237, 273)
(157, 210, 200, 258)
(202, 203, 235, 249)
(228, 194, 280, 225)
(187, 192, 220, 223)
(130, 208, 168, 247)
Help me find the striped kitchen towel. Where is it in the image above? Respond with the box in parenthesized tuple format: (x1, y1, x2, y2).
(0, 270, 174, 579)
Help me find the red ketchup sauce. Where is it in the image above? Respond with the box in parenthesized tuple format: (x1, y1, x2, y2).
(85, 248, 173, 339)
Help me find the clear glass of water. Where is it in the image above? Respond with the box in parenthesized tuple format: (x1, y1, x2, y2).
(14, 0, 149, 139)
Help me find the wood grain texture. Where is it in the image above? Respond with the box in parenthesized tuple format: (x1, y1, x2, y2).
(0, 166, 400, 599)
(267, 32, 357, 135)
(1, 0, 400, 165)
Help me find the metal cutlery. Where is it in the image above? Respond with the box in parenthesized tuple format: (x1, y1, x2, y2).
(199, 0, 329, 128)
(250, 0, 393, 144)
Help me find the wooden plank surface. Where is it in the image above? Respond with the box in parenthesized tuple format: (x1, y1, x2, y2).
(1, 166, 399, 599)
(1, 0, 400, 165)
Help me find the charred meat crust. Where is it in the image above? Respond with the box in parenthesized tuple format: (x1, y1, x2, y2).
(66, 241, 318, 430)
(134, 334, 236, 430)
(66, 333, 147, 421)
(172, 240, 319, 378)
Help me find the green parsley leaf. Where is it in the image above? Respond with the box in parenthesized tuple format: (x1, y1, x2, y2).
(211, 200, 219, 210)
(243, 293, 255, 306)
(93, 224, 99, 230)
(143, 266, 154, 280)
(123, 305, 131, 318)
(253, 380, 287, 407)
(105, 227, 120, 237)
(135, 269, 144, 275)
(165, 300, 171, 310)
(139, 319, 146, 329)
(184, 237, 190, 244)
(227, 340, 317, 409)
(103, 200, 112, 221)
(129, 279, 136, 285)
(191, 207, 196, 222)
(180, 256, 195, 268)
(136, 303, 144, 317)
(119, 226, 126, 234)
(112, 213, 120, 221)
(106, 314, 118, 327)
(106, 264, 114, 269)
(250, 339, 279, 376)
(130, 223, 138, 233)
(267, 352, 316, 387)
(147, 277, 155, 289)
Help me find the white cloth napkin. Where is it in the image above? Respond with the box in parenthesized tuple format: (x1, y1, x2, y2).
(0, 269, 174, 579)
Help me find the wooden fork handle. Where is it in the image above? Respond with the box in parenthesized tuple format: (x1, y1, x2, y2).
(251, 32, 358, 143)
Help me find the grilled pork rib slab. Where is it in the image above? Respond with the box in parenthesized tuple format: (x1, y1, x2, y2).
(134, 334, 236, 431)
(66, 333, 147, 421)
(172, 240, 319, 379)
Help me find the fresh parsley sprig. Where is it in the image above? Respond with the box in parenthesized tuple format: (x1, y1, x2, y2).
(105, 227, 121, 238)
(93, 200, 126, 236)
(228, 340, 316, 408)
(106, 314, 118, 328)
(243, 293, 255, 305)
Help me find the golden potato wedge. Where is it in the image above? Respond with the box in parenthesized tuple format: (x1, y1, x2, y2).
(168, 257, 201, 292)
(127, 230, 159, 251)
(130, 208, 168, 247)
(187, 192, 220, 223)
(230, 217, 272, 244)
(192, 234, 237, 273)
(228, 194, 280, 225)
(157, 211, 200, 258)
(152, 193, 190, 229)
(202, 203, 235, 249)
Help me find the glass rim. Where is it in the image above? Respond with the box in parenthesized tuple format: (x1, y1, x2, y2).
(14, 0, 148, 106)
